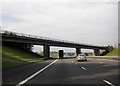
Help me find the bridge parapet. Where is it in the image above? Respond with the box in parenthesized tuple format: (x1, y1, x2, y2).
(1, 30, 107, 49)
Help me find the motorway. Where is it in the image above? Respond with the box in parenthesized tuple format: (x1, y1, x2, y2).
(3, 57, 120, 85)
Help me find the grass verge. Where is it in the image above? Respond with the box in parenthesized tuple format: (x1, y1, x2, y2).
(2, 45, 44, 69)
(105, 48, 120, 56)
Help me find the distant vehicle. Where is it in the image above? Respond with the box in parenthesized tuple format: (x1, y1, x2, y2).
(59, 50, 64, 59)
(76, 54, 87, 61)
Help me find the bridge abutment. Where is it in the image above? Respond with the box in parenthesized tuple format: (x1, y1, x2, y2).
(43, 45, 50, 59)
(93, 48, 100, 56)
(75, 48, 81, 56)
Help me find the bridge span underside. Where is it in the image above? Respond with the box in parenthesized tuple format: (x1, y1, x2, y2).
(2, 34, 110, 58)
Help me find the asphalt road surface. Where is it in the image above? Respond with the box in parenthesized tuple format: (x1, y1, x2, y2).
(3, 57, 120, 85)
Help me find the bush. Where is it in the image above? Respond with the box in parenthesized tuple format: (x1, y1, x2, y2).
(84, 53, 89, 56)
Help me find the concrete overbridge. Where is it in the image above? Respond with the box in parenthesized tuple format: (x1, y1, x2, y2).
(1, 30, 112, 58)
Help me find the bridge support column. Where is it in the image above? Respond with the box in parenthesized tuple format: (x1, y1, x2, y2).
(75, 48, 81, 56)
(43, 45, 50, 59)
(93, 48, 100, 56)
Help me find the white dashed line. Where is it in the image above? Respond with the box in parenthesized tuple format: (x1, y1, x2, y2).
(16, 59, 58, 86)
(82, 67, 86, 70)
(103, 80, 115, 86)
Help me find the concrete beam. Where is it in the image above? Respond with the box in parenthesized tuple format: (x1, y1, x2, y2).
(43, 45, 50, 59)
(2, 35, 108, 50)
(75, 48, 81, 56)
(93, 48, 100, 56)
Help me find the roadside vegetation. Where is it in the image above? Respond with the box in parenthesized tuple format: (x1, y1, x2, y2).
(38, 52, 58, 58)
(105, 48, 119, 56)
(2, 45, 44, 69)
(87, 48, 119, 60)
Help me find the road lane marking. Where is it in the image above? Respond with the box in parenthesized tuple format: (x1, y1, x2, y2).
(16, 59, 58, 86)
(82, 67, 86, 70)
(103, 80, 115, 86)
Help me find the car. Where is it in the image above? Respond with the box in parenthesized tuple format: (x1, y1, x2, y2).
(76, 54, 87, 61)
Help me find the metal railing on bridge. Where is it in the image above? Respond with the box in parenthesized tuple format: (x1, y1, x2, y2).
(0, 29, 106, 47)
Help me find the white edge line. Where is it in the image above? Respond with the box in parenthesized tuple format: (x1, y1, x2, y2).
(103, 80, 115, 86)
(16, 59, 58, 86)
(94, 59, 120, 62)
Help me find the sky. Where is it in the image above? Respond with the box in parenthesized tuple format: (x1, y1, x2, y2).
(0, 0, 119, 52)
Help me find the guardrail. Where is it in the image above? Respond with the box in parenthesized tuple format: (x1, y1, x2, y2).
(0, 29, 106, 47)
(87, 56, 119, 60)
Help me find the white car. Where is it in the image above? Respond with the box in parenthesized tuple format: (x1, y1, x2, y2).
(76, 54, 87, 61)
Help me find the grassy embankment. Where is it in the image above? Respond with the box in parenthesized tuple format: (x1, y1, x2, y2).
(105, 48, 120, 56)
(87, 48, 120, 60)
(38, 52, 58, 58)
(2, 45, 44, 69)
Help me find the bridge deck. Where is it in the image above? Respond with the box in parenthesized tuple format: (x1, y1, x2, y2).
(1, 30, 108, 49)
